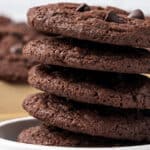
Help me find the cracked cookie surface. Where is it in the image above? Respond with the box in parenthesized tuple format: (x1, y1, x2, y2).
(28, 64, 150, 109)
(23, 93, 150, 142)
(24, 37, 150, 74)
(28, 3, 150, 48)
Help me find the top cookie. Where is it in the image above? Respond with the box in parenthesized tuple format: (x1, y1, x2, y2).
(28, 3, 150, 48)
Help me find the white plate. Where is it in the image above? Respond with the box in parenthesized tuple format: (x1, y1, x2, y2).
(0, 117, 149, 150)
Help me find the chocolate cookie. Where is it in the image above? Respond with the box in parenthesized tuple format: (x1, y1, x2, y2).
(23, 93, 150, 142)
(0, 22, 38, 42)
(0, 34, 22, 55)
(23, 37, 150, 74)
(18, 125, 144, 147)
(0, 30, 37, 83)
(0, 55, 35, 83)
(27, 3, 150, 48)
(0, 16, 12, 25)
(28, 65, 150, 109)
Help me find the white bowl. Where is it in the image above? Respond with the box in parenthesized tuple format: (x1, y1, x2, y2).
(0, 117, 149, 150)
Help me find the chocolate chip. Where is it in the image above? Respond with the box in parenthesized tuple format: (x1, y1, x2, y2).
(105, 11, 125, 23)
(76, 3, 90, 12)
(128, 9, 145, 19)
(10, 43, 22, 54)
(145, 48, 150, 52)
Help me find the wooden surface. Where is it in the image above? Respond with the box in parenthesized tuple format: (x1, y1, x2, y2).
(0, 81, 39, 121)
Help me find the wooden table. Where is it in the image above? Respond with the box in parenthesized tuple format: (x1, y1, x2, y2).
(0, 81, 38, 121)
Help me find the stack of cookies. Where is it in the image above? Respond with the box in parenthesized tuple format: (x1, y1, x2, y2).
(0, 16, 39, 83)
(18, 3, 150, 147)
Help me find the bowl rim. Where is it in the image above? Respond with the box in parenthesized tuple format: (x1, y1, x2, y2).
(0, 117, 150, 150)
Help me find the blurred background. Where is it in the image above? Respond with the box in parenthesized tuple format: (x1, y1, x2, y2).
(0, 0, 150, 121)
(0, 0, 150, 21)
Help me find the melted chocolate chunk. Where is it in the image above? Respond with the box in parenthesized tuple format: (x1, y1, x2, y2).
(76, 3, 90, 12)
(128, 9, 145, 19)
